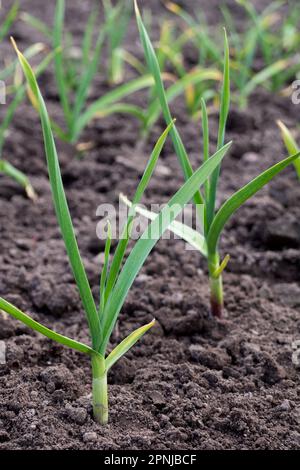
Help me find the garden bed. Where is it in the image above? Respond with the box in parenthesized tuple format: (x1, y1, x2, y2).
(0, 0, 300, 450)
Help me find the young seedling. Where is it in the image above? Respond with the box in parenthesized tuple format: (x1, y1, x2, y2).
(21, 0, 170, 144)
(277, 120, 300, 180)
(132, 0, 300, 318)
(102, 0, 131, 85)
(0, 38, 231, 424)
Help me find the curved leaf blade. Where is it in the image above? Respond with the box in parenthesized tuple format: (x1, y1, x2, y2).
(99, 221, 112, 316)
(105, 319, 155, 371)
(277, 120, 300, 180)
(53, 0, 72, 130)
(0, 297, 94, 356)
(0, 1, 19, 42)
(207, 151, 300, 254)
(91, 103, 146, 127)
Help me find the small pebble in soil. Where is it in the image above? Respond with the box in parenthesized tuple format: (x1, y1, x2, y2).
(150, 391, 165, 407)
(261, 355, 286, 384)
(46, 381, 56, 393)
(202, 371, 219, 387)
(25, 408, 36, 418)
(262, 216, 300, 249)
(274, 399, 291, 412)
(82, 431, 98, 443)
(242, 152, 259, 163)
(184, 265, 196, 277)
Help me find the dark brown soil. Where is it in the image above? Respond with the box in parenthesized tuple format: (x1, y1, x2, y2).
(1, 0, 300, 450)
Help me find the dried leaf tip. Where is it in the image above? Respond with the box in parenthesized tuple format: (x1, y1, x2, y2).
(276, 120, 285, 132)
(10, 36, 19, 54)
(276, 120, 294, 140)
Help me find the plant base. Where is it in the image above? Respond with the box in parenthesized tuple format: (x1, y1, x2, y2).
(209, 274, 223, 318)
(208, 252, 224, 318)
(91, 354, 108, 425)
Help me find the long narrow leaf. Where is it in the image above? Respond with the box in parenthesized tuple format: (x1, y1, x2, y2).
(206, 30, 230, 231)
(1, 47, 57, 152)
(207, 151, 300, 254)
(201, 98, 210, 228)
(167, 3, 223, 65)
(144, 68, 221, 132)
(13, 39, 102, 350)
(0, 1, 19, 42)
(99, 221, 112, 316)
(81, 5, 98, 69)
(72, 28, 107, 135)
(134, 0, 204, 208)
(0, 43, 45, 83)
(277, 120, 300, 179)
(53, 0, 72, 131)
(73, 75, 155, 140)
(242, 58, 290, 99)
(20, 12, 52, 39)
(120, 194, 208, 256)
(0, 297, 94, 356)
(105, 319, 155, 370)
(92, 103, 147, 127)
(103, 121, 175, 307)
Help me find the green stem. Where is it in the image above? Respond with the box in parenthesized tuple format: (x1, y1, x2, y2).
(91, 354, 108, 425)
(208, 251, 224, 318)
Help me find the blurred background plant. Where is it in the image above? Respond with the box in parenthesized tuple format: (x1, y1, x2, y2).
(3, 0, 300, 148)
(166, 0, 300, 108)
(0, 1, 53, 199)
